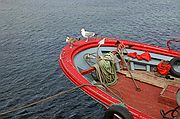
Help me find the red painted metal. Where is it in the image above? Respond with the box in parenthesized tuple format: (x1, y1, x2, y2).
(59, 38, 180, 119)
(80, 67, 95, 75)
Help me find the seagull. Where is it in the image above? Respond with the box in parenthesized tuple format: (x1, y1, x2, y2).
(66, 37, 80, 48)
(81, 28, 96, 42)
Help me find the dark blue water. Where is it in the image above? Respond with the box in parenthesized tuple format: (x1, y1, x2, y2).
(0, 0, 179, 119)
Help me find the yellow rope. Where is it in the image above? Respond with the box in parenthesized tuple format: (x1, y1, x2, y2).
(117, 43, 141, 91)
(0, 83, 124, 116)
(0, 84, 94, 116)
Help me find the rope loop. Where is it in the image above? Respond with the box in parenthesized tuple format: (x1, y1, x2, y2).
(166, 40, 180, 50)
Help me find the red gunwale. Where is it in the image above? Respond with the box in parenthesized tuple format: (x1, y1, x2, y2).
(59, 38, 180, 119)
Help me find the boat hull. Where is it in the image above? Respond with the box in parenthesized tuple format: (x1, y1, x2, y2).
(59, 38, 180, 119)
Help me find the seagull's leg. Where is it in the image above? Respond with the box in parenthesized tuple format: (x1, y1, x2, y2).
(70, 43, 73, 48)
(85, 37, 88, 42)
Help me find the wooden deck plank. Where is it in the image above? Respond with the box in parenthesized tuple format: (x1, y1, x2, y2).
(119, 70, 180, 88)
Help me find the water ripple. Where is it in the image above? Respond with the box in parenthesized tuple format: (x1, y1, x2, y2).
(0, 0, 179, 119)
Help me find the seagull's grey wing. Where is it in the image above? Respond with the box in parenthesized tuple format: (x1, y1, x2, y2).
(85, 31, 95, 37)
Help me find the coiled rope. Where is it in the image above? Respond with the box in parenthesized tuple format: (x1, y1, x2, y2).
(83, 52, 118, 86)
(83, 52, 124, 102)
(94, 53, 118, 86)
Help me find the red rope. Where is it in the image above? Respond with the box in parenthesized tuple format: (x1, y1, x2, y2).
(166, 40, 180, 50)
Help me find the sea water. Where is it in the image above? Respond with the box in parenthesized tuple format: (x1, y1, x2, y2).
(0, 0, 179, 118)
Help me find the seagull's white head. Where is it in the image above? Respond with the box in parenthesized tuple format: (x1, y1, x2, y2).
(66, 37, 70, 42)
(81, 28, 85, 33)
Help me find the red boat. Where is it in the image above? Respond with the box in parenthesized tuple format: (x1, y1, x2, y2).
(59, 38, 180, 119)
